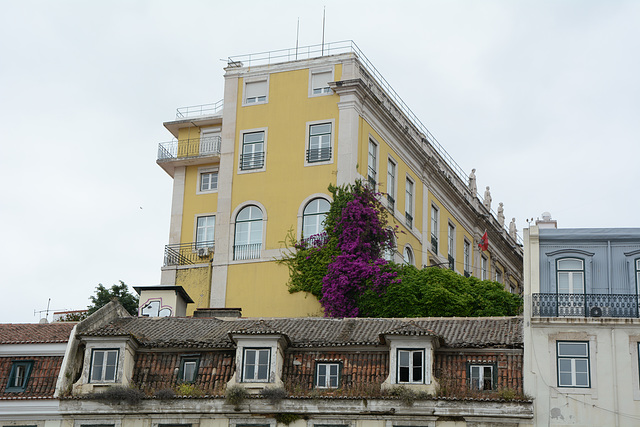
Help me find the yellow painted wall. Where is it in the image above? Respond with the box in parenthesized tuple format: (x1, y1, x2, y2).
(226, 260, 323, 317)
(180, 163, 219, 244)
(176, 266, 212, 314)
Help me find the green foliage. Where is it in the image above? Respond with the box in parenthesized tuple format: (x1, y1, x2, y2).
(87, 280, 139, 316)
(174, 383, 203, 396)
(91, 385, 145, 404)
(260, 386, 288, 404)
(357, 266, 522, 317)
(225, 384, 249, 407)
(274, 413, 302, 425)
(56, 311, 89, 322)
(153, 388, 176, 400)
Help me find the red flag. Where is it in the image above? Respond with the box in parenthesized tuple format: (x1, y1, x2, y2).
(479, 231, 489, 251)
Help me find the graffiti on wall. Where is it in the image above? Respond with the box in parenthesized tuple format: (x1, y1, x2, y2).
(140, 298, 173, 317)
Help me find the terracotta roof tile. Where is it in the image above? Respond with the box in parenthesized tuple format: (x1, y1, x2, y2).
(0, 323, 75, 344)
(80, 316, 522, 349)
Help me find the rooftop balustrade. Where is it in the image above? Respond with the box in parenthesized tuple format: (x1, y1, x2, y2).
(157, 136, 221, 162)
(532, 293, 640, 318)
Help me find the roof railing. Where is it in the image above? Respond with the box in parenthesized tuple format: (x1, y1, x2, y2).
(176, 99, 224, 119)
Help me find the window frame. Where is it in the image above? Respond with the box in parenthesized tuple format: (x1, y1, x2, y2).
(233, 205, 263, 261)
(302, 198, 330, 239)
(195, 215, 215, 249)
(309, 68, 334, 97)
(306, 122, 333, 164)
(387, 158, 396, 212)
(556, 257, 585, 294)
(367, 139, 377, 189)
(315, 361, 342, 389)
(243, 77, 269, 106)
(178, 356, 200, 384)
(467, 363, 497, 391)
(5, 360, 34, 392)
(396, 348, 424, 384)
(405, 177, 414, 229)
(430, 205, 439, 253)
(240, 130, 266, 172)
(197, 167, 219, 194)
(447, 223, 455, 270)
(403, 246, 414, 266)
(242, 348, 271, 382)
(90, 349, 119, 383)
(463, 239, 471, 277)
(556, 341, 590, 388)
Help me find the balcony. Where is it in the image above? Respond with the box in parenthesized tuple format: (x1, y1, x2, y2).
(234, 243, 261, 261)
(532, 293, 640, 318)
(164, 241, 214, 266)
(157, 136, 221, 162)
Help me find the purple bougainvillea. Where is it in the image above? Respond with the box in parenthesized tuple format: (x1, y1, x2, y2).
(320, 186, 398, 317)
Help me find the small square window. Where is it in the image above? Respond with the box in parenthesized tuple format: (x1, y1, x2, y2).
(90, 349, 118, 383)
(243, 348, 270, 382)
(179, 357, 200, 383)
(315, 362, 341, 388)
(5, 360, 34, 392)
(200, 171, 218, 191)
(468, 364, 495, 391)
(557, 341, 590, 388)
(311, 70, 332, 95)
(397, 349, 423, 384)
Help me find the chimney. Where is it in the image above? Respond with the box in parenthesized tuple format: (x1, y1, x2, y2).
(536, 212, 558, 229)
(133, 285, 194, 317)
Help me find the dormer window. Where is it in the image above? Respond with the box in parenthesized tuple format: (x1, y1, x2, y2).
(242, 348, 270, 382)
(5, 360, 33, 392)
(397, 349, 424, 384)
(90, 349, 118, 383)
(179, 356, 200, 383)
(315, 362, 341, 388)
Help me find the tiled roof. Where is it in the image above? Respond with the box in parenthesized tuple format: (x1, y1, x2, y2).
(0, 355, 64, 399)
(0, 323, 75, 344)
(80, 316, 522, 349)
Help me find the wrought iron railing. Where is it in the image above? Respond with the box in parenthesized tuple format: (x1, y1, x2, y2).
(300, 233, 329, 249)
(405, 212, 413, 229)
(387, 195, 395, 211)
(306, 147, 332, 163)
(233, 243, 261, 261)
(431, 236, 438, 254)
(532, 293, 640, 318)
(240, 152, 265, 170)
(164, 241, 214, 266)
(448, 254, 455, 270)
(157, 136, 221, 161)
(175, 100, 223, 119)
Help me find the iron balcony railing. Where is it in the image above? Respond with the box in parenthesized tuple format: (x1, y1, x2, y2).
(532, 293, 640, 318)
(301, 232, 329, 249)
(448, 254, 455, 271)
(164, 241, 214, 266)
(431, 235, 438, 254)
(175, 99, 223, 119)
(240, 152, 265, 170)
(387, 195, 395, 212)
(227, 40, 523, 245)
(233, 243, 261, 261)
(157, 136, 221, 161)
(306, 147, 332, 163)
(405, 212, 413, 229)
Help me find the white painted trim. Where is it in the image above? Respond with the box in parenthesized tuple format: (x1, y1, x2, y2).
(192, 212, 217, 245)
(0, 399, 60, 419)
(229, 200, 268, 263)
(195, 165, 219, 195)
(296, 193, 332, 240)
(308, 66, 334, 98)
(241, 75, 269, 106)
(0, 342, 68, 356)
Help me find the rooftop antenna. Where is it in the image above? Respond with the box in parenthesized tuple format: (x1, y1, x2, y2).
(321, 6, 326, 55)
(34, 298, 53, 322)
(295, 17, 300, 60)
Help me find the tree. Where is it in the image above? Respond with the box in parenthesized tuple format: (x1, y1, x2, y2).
(88, 281, 139, 316)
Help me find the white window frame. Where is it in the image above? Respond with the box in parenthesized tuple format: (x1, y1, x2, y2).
(463, 239, 471, 275)
(405, 177, 414, 229)
(403, 246, 414, 266)
(242, 76, 269, 106)
(496, 266, 503, 284)
(238, 128, 267, 174)
(304, 119, 335, 166)
(90, 349, 119, 383)
(481, 255, 488, 280)
(302, 198, 330, 239)
(309, 68, 334, 97)
(557, 258, 585, 294)
(469, 364, 494, 391)
(196, 166, 219, 194)
(195, 214, 215, 249)
(430, 205, 439, 252)
(242, 348, 271, 382)
(386, 157, 396, 212)
(557, 341, 590, 388)
(233, 205, 263, 261)
(367, 138, 378, 189)
(315, 362, 340, 389)
(397, 349, 424, 384)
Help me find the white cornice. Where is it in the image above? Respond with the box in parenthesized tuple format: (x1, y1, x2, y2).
(0, 343, 67, 356)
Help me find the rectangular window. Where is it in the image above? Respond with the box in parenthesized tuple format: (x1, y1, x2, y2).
(481, 256, 488, 280)
(387, 159, 396, 211)
(311, 70, 332, 95)
(557, 258, 585, 293)
(397, 349, 424, 384)
(199, 129, 220, 155)
(496, 268, 503, 284)
(245, 80, 267, 104)
(196, 216, 215, 248)
(200, 171, 218, 192)
(367, 139, 377, 188)
(308, 123, 332, 162)
(316, 362, 340, 388)
(448, 223, 455, 270)
(90, 349, 118, 383)
(243, 348, 270, 382)
(5, 360, 34, 392)
(557, 341, 590, 387)
(469, 364, 495, 391)
(431, 205, 439, 253)
(179, 357, 199, 383)
(464, 240, 471, 276)
(405, 178, 414, 229)
(241, 131, 265, 170)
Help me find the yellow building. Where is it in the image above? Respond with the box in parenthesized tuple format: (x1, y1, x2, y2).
(157, 41, 523, 317)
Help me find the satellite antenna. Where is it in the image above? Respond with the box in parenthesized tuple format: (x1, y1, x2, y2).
(321, 6, 326, 55)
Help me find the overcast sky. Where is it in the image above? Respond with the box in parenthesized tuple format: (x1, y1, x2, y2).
(1, 1, 638, 323)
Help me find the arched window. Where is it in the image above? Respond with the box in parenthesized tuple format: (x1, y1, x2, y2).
(302, 198, 330, 238)
(234, 206, 263, 260)
(384, 236, 396, 262)
(557, 258, 584, 293)
(403, 246, 414, 266)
